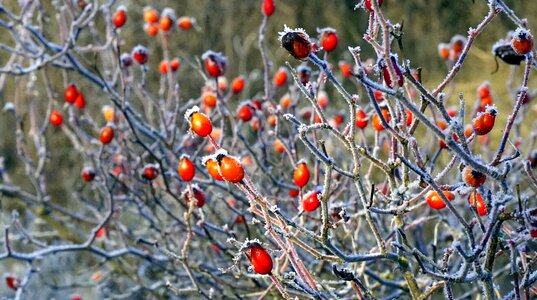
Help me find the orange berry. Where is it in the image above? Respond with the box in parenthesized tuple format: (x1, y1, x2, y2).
(143, 7, 159, 23)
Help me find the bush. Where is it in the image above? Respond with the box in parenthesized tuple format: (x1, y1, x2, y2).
(1, 0, 537, 299)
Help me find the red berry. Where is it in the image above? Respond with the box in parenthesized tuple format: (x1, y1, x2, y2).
(472, 106, 496, 136)
(468, 192, 487, 216)
(303, 190, 321, 212)
(273, 68, 288, 87)
(237, 104, 254, 122)
(143, 6, 159, 23)
(262, 0, 275, 16)
(142, 164, 159, 180)
(178, 157, 195, 181)
(64, 84, 78, 104)
(177, 17, 195, 30)
(186, 187, 206, 208)
(132, 45, 149, 65)
(96, 227, 106, 238)
(189, 111, 213, 137)
(145, 22, 159, 36)
(355, 109, 368, 129)
(202, 50, 227, 78)
(49, 110, 63, 126)
(170, 58, 180, 71)
(289, 189, 299, 197)
(364, 0, 383, 12)
(231, 76, 245, 94)
(100, 126, 114, 144)
(70, 294, 83, 300)
(477, 81, 491, 99)
(463, 166, 487, 188)
(372, 109, 390, 131)
(380, 56, 404, 88)
(5, 275, 20, 290)
(426, 190, 454, 210)
(405, 109, 413, 127)
(217, 154, 244, 183)
(511, 28, 534, 55)
(120, 53, 133, 68)
(113, 6, 127, 28)
(81, 166, 96, 182)
(74, 92, 85, 109)
(247, 244, 273, 275)
(206, 158, 224, 181)
(280, 29, 312, 60)
(293, 162, 310, 188)
(160, 16, 173, 32)
(339, 61, 352, 77)
(319, 29, 338, 52)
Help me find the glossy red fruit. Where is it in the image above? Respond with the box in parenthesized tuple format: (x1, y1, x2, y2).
(120, 53, 133, 68)
(231, 76, 245, 94)
(70, 294, 83, 300)
(463, 166, 487, 188)
(450, 35, 466, 55)
(159, 15, 174, 32)
(339, 61, 352, 77)
(113, 6, 127, 28)
(178, 157, 195, 181)
(511, 28, 534, 55)
(142, 164, 159, 180)
(96, 227, 106, 238)
(289, 189, 299, 197)
(189, 112, 213, 137)
(372, 109, 390, 131)
(468, 192, 487, 216)
(143, 6, 159, 23)
(177, 17, 195, 30)
(100, 126, 114, 144)
(355, 109, 368, 129)
(186, 187, 206, 208)
(64, 84, 78, 104)
(206, 158, 224, 181)
(472, 106, 496, 136)
(159, 60, 169, 74)
(477, 81, 491, 99)
(280, 29, 312, 60)
(5, 275, 20, 290)
(317, 91, 328, 109)
(145, 22, 159, 36)
(293, 162, 310, 188)
(262, 0, 275, 16)
(74, 92, 85, 109)
(202, 50, 227, 78)
(50, 110, 63, 126)
(364, 0, 383, 12)
(380, 56, 404, 88)
(217, 155, 244, 183)
(273, 68, 288, 87)
(303, 190, 321, 212)
(237, 104, 254, 122)
(405, 109, 413, 127)
(426, 190, 454, 210)
(132, 45, 149, 65)
(438, 43, 450, 60)
(319, 28, 338, 52)
(247, 244, 273, 275)
(170, 58, 180, 71)
(81, 166, 96, 182)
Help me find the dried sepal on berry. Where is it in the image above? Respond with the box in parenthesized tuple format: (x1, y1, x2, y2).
(279, 25, 312, 60)
(202, 50, 227, 78)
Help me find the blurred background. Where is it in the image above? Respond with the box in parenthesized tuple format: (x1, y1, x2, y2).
(1, 0, 537, 297)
